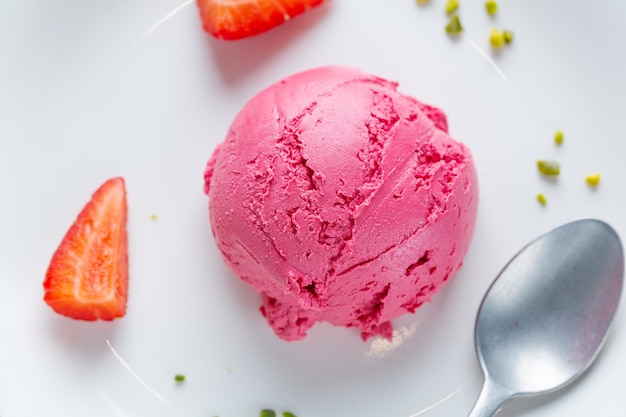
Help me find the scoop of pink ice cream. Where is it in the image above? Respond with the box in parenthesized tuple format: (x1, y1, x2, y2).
(205, 66, 478, 341)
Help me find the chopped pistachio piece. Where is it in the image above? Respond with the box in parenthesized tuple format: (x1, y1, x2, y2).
(174, 374, 186, 382)
(445, 0, 459, 14)
(416, 0, 430, 4)
(537, 193, 547, 205)
(537, 160, 561, 176)
(502, 30, 514, 44)
(445, 15, 463, 35)
(283, 413, 297, 417)
(485, 0, 498, 15)
(490, 28, 504, 48)
(554, 130, 564, 145)
(585, 173, 601, 186)
(260, 410, 277, 417)
(150, 213, 158, 220)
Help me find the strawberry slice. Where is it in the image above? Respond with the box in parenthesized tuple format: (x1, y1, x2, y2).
(43, 177, 129, 321)
(197, 0, 326, 41)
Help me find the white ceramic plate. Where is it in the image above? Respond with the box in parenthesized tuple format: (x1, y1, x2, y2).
(1, 1, 625, 416)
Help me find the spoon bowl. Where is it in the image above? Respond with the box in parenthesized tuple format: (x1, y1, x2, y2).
(468, 219, 624, 417)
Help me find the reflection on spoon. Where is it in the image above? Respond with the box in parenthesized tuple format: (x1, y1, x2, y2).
(467, 219, 624, 417)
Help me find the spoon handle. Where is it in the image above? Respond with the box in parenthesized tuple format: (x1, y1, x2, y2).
(467, 378, 511, 417)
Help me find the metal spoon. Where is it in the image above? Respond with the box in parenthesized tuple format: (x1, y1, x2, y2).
(468, 219, 624, 417)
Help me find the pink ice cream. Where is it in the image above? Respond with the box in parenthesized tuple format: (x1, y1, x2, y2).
(204, 66, 478, 341)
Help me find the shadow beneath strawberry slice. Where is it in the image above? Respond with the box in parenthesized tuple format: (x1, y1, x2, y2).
(205, 5, 331, 85)
(46, 314, 121, 356)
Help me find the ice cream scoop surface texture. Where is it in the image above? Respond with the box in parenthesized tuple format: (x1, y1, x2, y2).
(205, 66, 478, 341)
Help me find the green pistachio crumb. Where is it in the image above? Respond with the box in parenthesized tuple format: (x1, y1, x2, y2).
(283, 413, 298, 417)
(537, 160, 561, 176)
(490, 28, 504, 48)
(416, 0, 430, 4)
(445, 0, 459, 15)
(260, 410, 276, 417)
(554, 130, 564, 145)
(150, 213, 158, 220)
(445, 15, 463, 35)
(485, 0, 498, 15)
(174, 374, 186, 382)
(502, 30, 514, 44)
(585, 173, 601, 186)
(537, 193, 547, 205)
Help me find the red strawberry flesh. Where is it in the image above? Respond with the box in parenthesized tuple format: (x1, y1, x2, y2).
(43, 177, 128, 321)
(197, 0, 326, 41)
